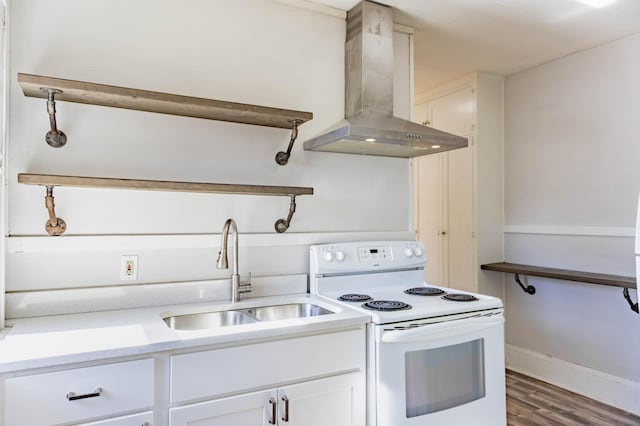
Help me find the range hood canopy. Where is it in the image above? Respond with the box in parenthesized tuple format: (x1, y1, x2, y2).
(303, 0, 467, 158)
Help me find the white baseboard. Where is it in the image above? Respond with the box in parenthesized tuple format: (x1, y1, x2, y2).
(506, 344, 640, 416)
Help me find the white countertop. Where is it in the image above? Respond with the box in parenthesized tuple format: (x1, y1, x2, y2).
(0, 294, 369, 373)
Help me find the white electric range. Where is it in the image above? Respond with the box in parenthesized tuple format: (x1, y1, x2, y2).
(310, 241, 506, 426)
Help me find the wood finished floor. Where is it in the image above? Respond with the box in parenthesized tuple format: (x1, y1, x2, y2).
(506, 370, 640, 425)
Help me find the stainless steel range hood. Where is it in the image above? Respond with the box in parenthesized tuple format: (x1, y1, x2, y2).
(303, 0, 467, 158)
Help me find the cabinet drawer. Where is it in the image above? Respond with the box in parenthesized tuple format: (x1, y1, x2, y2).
(77, 411, 153, 426)
(170, 328, 365, 403)
(4, 359, 154, 426)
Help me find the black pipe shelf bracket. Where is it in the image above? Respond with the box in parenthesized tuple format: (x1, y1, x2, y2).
(481, 262, 638, 313)
(514, 273, 536, 295)
(274, 195, 297, 233)
(275, 119, 304, 166)
(623, 288, 639, 314)
(43, 87, 67, 148)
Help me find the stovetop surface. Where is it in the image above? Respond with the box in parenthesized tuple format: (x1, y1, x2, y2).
(313, 270, 503, 324)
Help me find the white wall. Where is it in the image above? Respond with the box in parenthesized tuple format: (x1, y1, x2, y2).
(0, 1, 7, 328)
(504, 33, 640, 413)
(3, 1, 414, 309)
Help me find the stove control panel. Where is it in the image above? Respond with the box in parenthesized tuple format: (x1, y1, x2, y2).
(310, 241, 426, 275)
(358, 246, 391, 262)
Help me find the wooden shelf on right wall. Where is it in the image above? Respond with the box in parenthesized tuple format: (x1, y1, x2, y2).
(481, 262, 637, 313)
(481, 262, 635, 289)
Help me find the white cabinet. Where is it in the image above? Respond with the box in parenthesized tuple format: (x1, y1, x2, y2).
(0, 325, 365, 426)
(414, 73, 504, 296)
(168, 329, 365, 426)
(3, 359, 154, 426)
(169, 373, 362, 426)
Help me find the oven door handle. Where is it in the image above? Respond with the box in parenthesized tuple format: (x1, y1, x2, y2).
(380, 315, 504, 343)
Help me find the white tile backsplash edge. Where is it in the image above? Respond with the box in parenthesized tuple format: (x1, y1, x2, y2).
(7, 231, 416, 253)
(6, 274, 308, 319)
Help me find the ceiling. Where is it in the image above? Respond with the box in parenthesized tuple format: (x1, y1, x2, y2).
(305, 0, 640, 94)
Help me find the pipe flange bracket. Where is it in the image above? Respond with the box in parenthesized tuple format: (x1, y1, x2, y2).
(45, 217, 66, 236)
(275, 119, 304, 166)
(40, 87, 67, 148)
(274, 195, 297, 233)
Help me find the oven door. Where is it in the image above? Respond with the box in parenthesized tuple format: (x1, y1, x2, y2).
(374, 314, 505, 426)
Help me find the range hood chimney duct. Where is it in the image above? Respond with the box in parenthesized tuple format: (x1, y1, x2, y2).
(303, 0, 468, 158)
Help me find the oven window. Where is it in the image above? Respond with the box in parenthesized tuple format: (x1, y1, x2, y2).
(405, 339, 485, 417)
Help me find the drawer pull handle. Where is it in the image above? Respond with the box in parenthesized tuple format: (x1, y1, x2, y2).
(268, 397, 276, 424)
(281, 396, 290, 422)
(66, 387, 103, 401)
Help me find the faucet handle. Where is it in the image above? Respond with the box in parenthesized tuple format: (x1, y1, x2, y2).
(239, 272, 252, 294)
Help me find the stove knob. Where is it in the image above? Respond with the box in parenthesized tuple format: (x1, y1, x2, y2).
(413, 247, 423, 257)
(403, 247, 414, 258)
(323, 251, 334, 262)
(335, 251, 345, 262)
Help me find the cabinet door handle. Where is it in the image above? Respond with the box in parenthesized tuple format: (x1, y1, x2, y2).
(281, 396, 290, 422)
(268, 397, 277, 425)
(66, 387, 103, 401)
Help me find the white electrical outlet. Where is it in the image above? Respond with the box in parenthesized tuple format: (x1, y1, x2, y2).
(121, 255, 138, 281)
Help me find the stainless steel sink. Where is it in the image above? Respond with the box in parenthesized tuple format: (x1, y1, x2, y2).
(244, 303, 333, 321)
(164, 310, 257, 330)
(163, 302, 335, 331)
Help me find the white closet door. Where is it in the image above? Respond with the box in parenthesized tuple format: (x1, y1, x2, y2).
(447, 135, 475, 292)
(415, 88, 476, 290)
(417, 152, 446, 285)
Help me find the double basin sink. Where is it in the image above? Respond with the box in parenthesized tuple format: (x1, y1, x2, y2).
(164, 303, 334, 331)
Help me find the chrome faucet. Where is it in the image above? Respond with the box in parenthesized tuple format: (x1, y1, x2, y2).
(216, 218, 251, 303)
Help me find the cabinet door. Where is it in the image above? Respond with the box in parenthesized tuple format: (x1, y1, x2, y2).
(277, 372, 365, 426)
(169, 390, 276, 426)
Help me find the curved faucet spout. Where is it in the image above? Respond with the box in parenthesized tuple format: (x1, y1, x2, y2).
(217, 218, 247, 303)
(217, 218, 238, 274)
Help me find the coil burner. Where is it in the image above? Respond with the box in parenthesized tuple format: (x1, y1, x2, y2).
(362, 300, 412, 311)
(404, 287, 446, 296)
(442, 294, 479, 302)
(338, 294, 373, 302)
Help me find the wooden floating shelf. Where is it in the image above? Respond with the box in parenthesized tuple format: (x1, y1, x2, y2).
(17, 73, 313, 129)
(18, 174, 313, 197)
(481, 262, 636, 289)
(18, 173, 313, 236)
